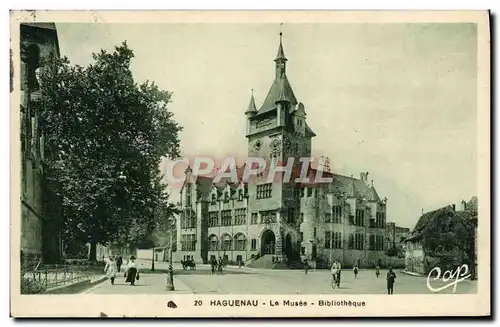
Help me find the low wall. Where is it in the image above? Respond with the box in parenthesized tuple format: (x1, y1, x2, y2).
(42, 276, 106, 295)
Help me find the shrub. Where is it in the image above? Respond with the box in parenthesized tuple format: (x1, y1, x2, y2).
(20, 273, 46, 294)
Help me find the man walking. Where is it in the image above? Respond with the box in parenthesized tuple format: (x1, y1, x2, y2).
(116, 255, 123, 273)
(330, 259, 342, 288)
(387, 266, 397, 294)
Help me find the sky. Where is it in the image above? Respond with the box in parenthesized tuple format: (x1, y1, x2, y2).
(55, 23, 478, 229)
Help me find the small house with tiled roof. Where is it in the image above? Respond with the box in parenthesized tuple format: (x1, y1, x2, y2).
(403, 197, 478, 275)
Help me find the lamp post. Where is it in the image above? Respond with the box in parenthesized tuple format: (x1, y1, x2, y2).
(151, 247, 155, 272)
(166, 216, 175, 291)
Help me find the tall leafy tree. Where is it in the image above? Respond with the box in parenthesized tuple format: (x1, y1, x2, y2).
(32, 42, 182, 260)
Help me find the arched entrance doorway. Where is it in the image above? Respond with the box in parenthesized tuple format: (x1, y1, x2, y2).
(261, 230, 276, 255)
(284, 233, 299, 261)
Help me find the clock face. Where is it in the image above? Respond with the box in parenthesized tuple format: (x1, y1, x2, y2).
(269, 138, 281, 156)
(253, 140, 262, 151)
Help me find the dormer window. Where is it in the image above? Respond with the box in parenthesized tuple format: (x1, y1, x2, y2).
(238, 189, 243, 201)
(211, 193, 216, 203)
(224, 192, 229, 202)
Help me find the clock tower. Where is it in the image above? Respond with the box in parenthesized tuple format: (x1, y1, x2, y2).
(245, 30, 316, 262)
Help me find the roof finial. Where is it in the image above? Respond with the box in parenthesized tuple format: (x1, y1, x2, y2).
(280, 22, 283, 38)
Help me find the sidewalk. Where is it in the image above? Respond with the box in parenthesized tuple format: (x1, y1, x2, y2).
(81, 272, 194, 294)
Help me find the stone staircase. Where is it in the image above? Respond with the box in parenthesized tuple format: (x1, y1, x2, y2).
(245, 255, 277, 269)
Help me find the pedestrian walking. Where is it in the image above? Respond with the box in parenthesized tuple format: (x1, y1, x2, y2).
(218, 256, 224, 274)
(387, 266, 396, 295)
(353, 265, 359, 279)
(116, 255, 123, 273)
(125, 256, 139, 286)
(330, 259, 342, 288)
(303, 259, 309, 275)
(375, 265, 380, 278)
(104, 255, 118, 285)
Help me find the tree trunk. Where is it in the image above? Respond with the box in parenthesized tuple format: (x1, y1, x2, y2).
(89, 242, 97, 261)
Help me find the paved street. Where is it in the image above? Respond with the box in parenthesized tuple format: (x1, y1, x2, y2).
(83, 260, 477, 295)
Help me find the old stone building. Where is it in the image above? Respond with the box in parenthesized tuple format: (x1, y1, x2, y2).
(176, 33, 388, 268)
(20, 23, 62, 264)
(404, 197, 478, 276)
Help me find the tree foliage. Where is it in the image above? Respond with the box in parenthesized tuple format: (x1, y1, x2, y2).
(32, 42, 182, 259)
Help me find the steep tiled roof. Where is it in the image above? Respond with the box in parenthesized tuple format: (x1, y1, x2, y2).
(196, 176, 214, 199)
(368, 185, 381, 202)
(304, 168, 381, 201)
(405, 206, 455, 242)
(245, 92, 257, 114)
(257, 76, 298, 115)
(305, 122, 316, 137)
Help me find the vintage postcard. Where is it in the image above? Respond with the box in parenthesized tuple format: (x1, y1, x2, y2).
(10, 10, 490, 317)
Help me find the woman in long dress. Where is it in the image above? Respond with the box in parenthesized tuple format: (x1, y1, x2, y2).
(104, 255, 118, 285)
(125, 256, 139, 286)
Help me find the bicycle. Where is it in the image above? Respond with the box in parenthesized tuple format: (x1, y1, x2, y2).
(331, 272, 340, 289)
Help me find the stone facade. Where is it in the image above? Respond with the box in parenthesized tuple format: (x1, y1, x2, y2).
(20, 23, 62, 264)
(174, 33, 389, 268)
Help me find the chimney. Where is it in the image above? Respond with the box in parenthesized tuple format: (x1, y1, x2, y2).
(461, 200, 467, 211)
(452, 204, 456, 212)
(360, 172, 369, 184)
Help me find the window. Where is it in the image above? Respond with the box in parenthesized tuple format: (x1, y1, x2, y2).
(224, 192, 229, 202)
(300, 232, 304, 242)
(221, 234, 232, 251)
(181, 212, 195, 229)
(374, 235, 384, 251)
(325, 231, 331, 249)
(211, 193, 216, 203)
(376, 212, 386, 228)
(221, 210, 232, 226)
(313, 228, 317, 238)
(348, 234, 354, 249)
(208, 235, 218, 251)
(257, 183, 272, 199)
(251, 239, 257, 250)
(300, 188, 305, 198)
(238, 189, 243, 201)
(235, 208, 246, 225)
(234, 233, 246, 250)
(287, 208, 295, 224)
(307, 188, 312, 197)
(354, 233, 364, 250)
(181, 234, 196, 251)
(251, 213, 258, 224)
(325, 213, 331, 223)
(369, 234, 375, 250)
(355, 209, 365, 226)
(260, 211, 277, 224)
(332, 206, 342, 223)
(208, 211, 218, 227)
(333, 232, 342, 249)
(301, 247, 306, 255)
(300, 213, 304, 223)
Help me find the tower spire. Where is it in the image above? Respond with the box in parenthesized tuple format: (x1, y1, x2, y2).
(245, 89, 257, 114)
(274, 24, 287, 79)
(275, 23, 287, 62)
